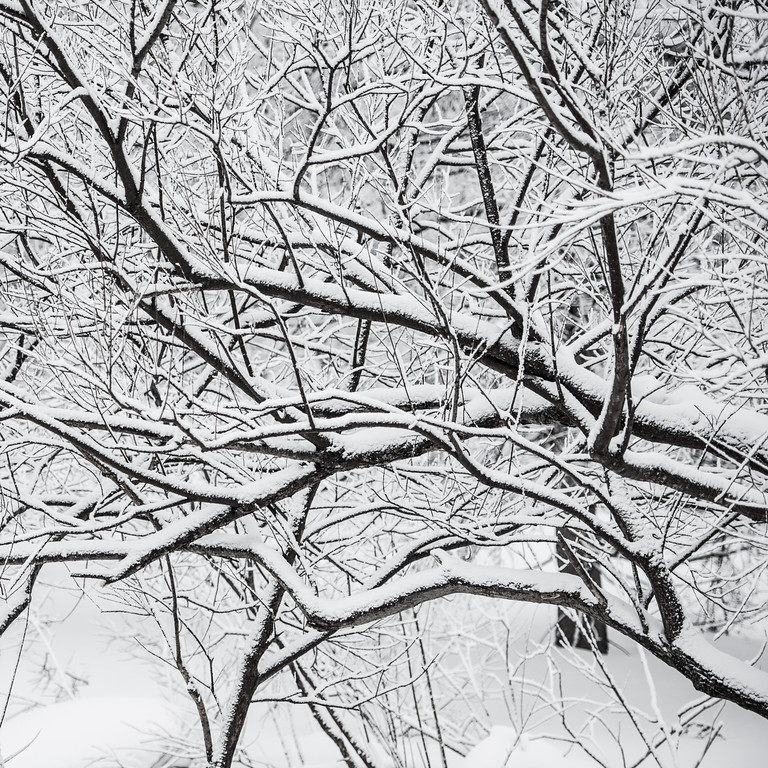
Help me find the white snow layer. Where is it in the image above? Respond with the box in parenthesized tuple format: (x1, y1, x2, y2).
(0, 696, 185, 767)
(460, 726, 594, 768)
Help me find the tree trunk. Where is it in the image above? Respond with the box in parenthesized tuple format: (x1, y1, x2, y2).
(555, 528, 608, 653)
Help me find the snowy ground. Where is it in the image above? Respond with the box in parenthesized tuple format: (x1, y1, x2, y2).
(0, 697, 187, 768)
(1, 583, 767, 768)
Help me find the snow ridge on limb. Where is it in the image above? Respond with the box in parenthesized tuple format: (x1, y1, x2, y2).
(201, 540, 768, 720)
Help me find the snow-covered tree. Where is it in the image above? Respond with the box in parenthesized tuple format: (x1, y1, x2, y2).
(1, 0, 767, 765)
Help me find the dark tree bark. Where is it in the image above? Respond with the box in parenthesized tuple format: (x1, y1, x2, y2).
(555, 527, 608, 654)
